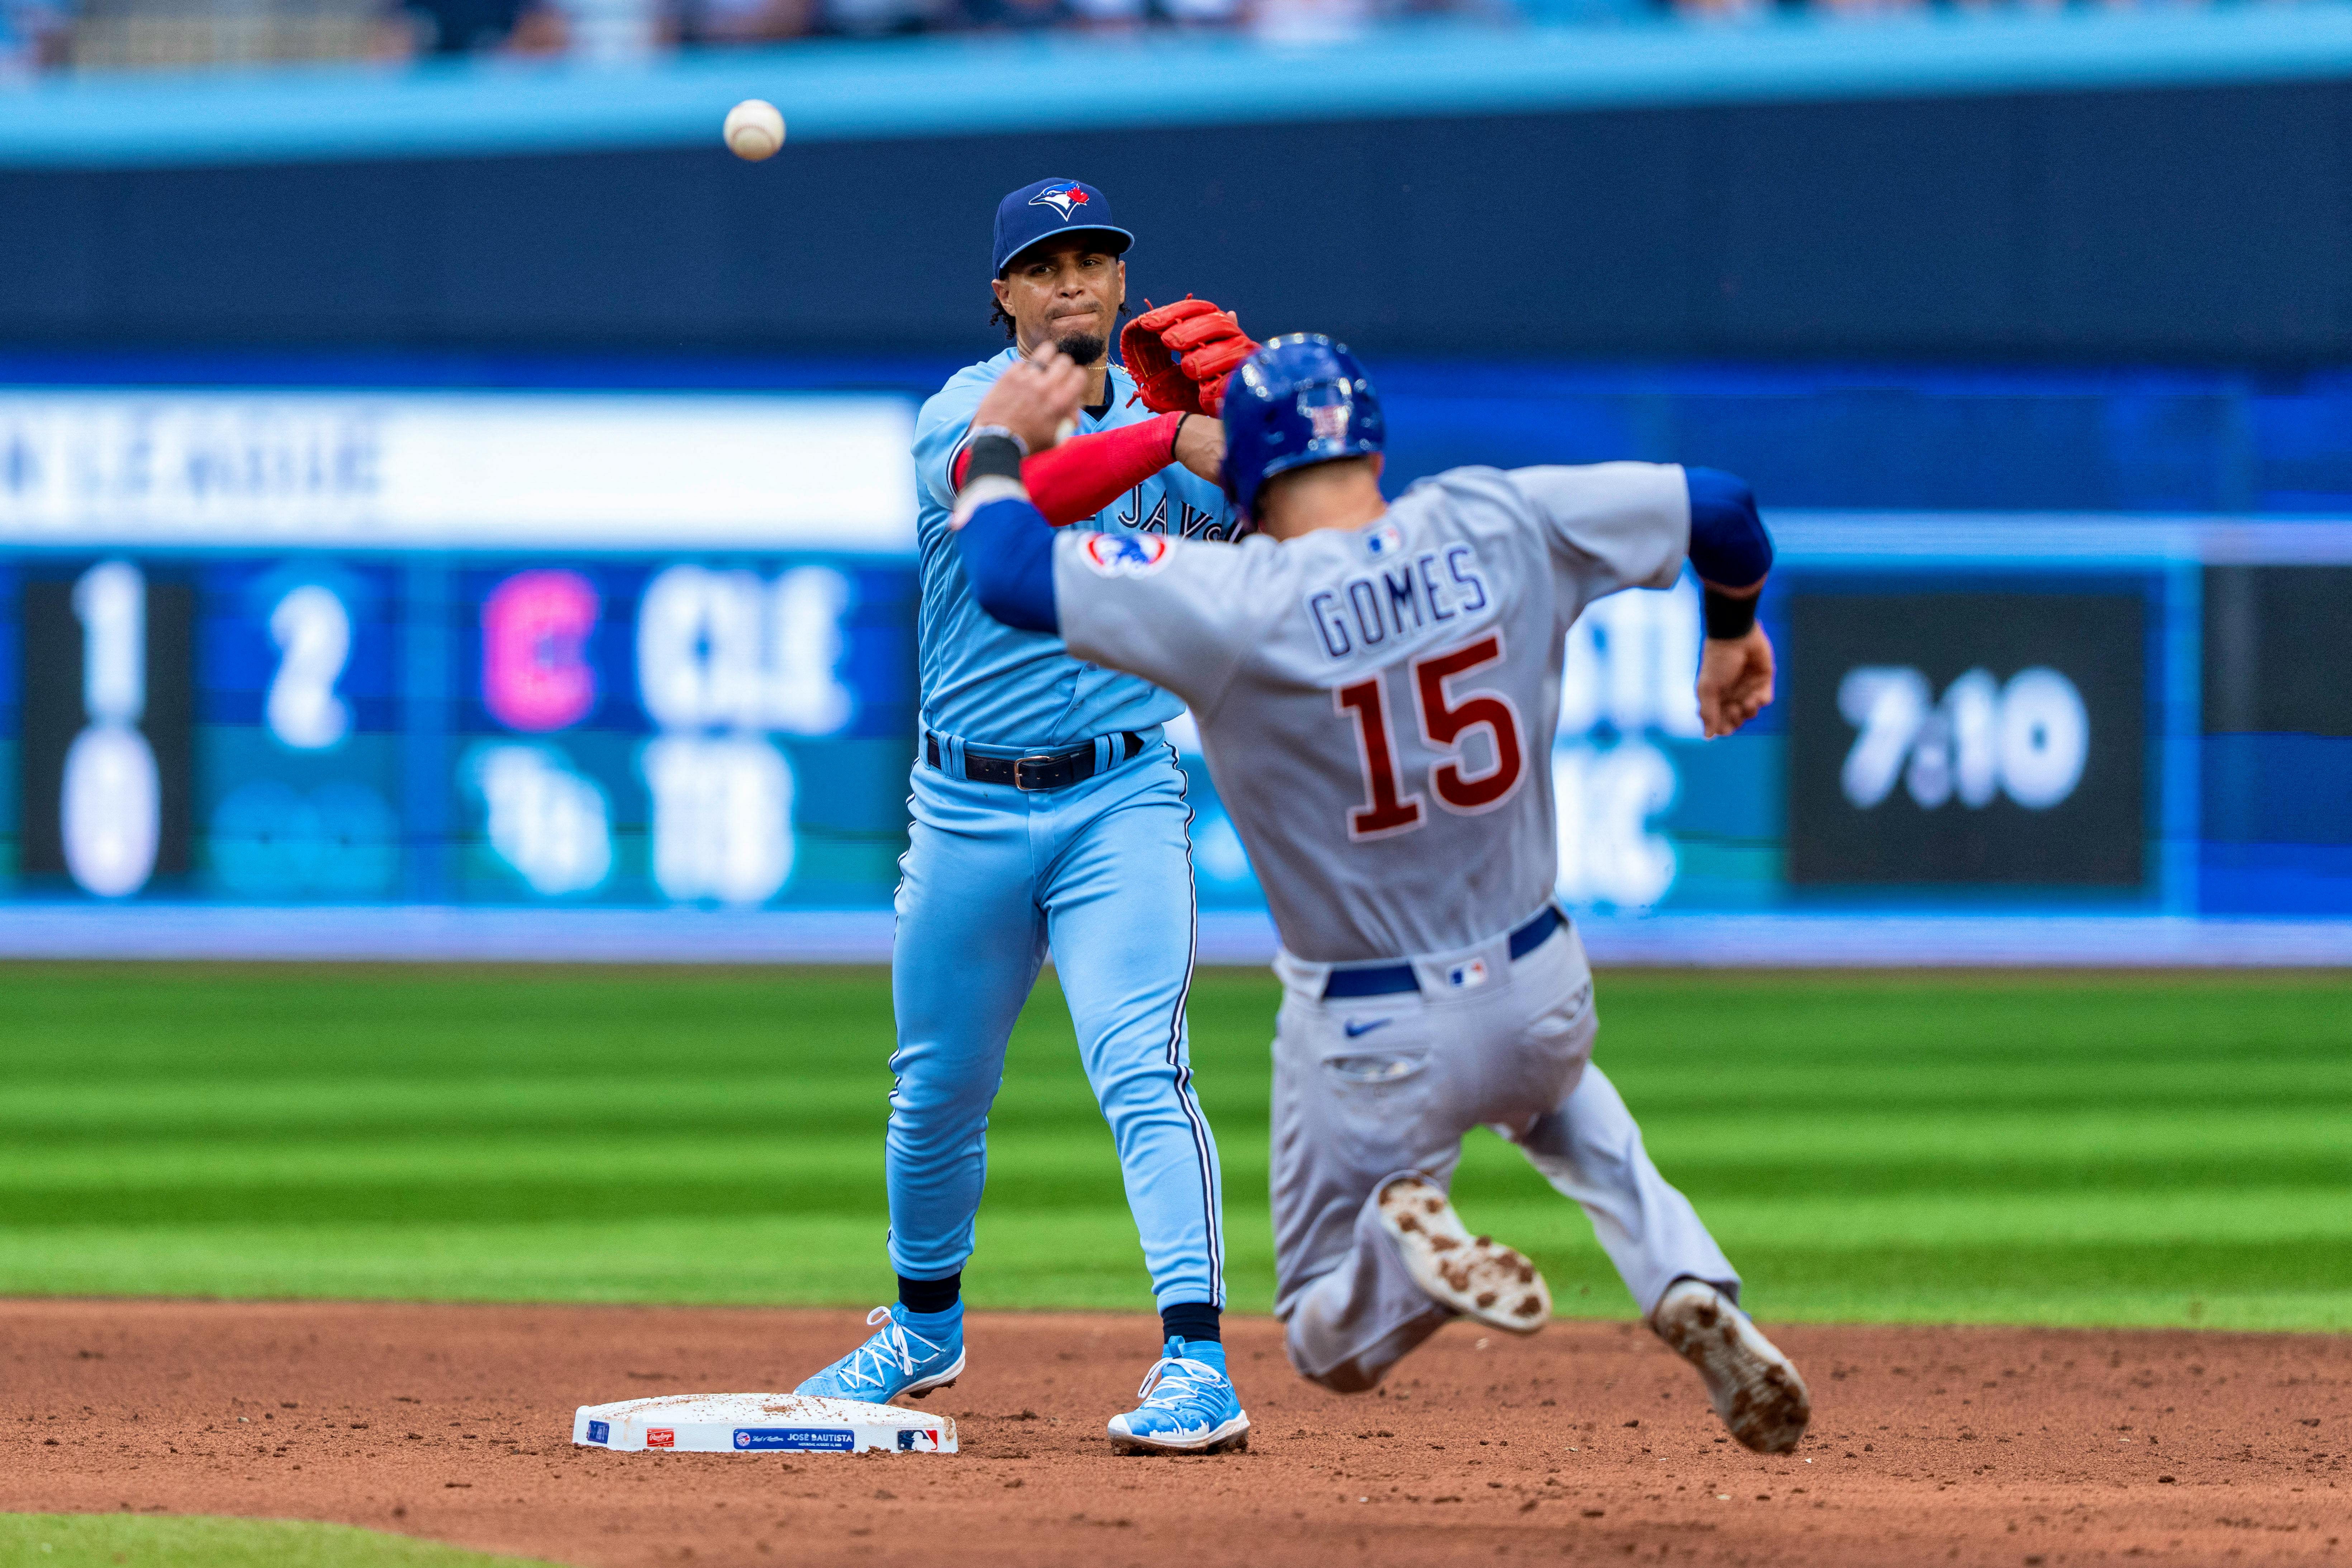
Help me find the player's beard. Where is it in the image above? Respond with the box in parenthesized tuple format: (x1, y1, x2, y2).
(1053, 331, 1107, 367)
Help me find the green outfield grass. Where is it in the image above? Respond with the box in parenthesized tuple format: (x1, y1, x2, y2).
(0, 962, 2346, 1330)
(0, 1514, 551, 1567)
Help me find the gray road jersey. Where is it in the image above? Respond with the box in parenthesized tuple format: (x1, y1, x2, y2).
(1054, 462, 1690, 962)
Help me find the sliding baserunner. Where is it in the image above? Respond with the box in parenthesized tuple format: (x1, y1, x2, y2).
(947, 336, 1812, 1453)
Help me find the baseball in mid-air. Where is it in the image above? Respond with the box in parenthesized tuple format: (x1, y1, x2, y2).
(723, 99, 785, 162)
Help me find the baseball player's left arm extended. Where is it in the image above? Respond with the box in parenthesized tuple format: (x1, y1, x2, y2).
(1506, 461, 1774, 737)
(955, 470, 1260, 718)
(1683, 469, 1774, 738)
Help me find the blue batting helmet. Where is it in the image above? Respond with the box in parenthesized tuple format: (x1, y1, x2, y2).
(1219, 334, 1385, 522)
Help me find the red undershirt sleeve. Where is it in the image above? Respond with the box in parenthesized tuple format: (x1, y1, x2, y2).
(952, 412, 1185, 527)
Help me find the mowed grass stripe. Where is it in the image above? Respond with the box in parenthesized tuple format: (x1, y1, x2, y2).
(0, 1513, 556, 1567)
(0, 962, 2343, 1329)
(3, 1111, 2347, 1225)
(3, 1052, 2346, 1137)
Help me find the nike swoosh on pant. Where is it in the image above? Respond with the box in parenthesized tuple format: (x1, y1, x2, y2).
(1342, 1019, 1392, 1039)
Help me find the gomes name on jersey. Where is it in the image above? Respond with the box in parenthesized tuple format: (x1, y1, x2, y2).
(1305, 544, 1492, 662)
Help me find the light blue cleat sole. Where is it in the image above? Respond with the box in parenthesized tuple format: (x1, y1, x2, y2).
(1106, 1410, 1250, 1455)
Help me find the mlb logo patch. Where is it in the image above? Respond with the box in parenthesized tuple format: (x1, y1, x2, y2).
(646, 1428, 675, 1449)
(1446, 958, 1489, 990)
(1080, 532, 1175, 578)
(1365, 523, 1404, 558)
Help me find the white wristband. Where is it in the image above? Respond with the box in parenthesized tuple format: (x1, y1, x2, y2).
(949, 474, 1031, 530)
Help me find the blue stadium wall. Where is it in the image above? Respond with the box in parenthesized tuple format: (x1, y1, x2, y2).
(4, 13, 2352, 362)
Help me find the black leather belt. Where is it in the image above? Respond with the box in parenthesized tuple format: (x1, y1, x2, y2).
(1322, 906, 1566, 1000)
(927, 731, 1145, 792)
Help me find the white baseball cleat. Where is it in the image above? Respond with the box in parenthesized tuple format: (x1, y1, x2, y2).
(1374, 1174, 1552, 1334)
(1649, 1278, 1811, 1455)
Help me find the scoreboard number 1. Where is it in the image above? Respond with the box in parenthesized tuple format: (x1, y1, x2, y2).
(18, 560, 195, 898)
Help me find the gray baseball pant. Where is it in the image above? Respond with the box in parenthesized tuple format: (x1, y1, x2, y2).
(1268, 917, 1739, 1392)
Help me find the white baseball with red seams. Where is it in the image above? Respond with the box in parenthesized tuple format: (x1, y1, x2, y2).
(572, 1392, 955, 1453)
(722, 100, 785, 162)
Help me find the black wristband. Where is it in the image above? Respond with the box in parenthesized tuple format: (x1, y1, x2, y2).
(1703, 585, 1759, 640)
(964, 432, 1026, 485)
(1171, 413, 1188, 462)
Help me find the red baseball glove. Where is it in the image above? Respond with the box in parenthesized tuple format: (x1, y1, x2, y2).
(1120, 297, 1260, 417)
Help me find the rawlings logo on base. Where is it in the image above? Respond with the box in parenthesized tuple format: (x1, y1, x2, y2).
(1081, 533, 1175, 578)
(645, 1428, 675, 1448)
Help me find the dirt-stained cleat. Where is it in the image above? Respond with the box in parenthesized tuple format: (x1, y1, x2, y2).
(1649, 1278, 1811, 1455)
(1374, 1173, 1552, 1334)
(1107, 1338, 1250, 1455)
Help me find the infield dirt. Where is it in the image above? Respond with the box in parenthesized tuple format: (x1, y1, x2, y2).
(4, 1300, 2343, 1566)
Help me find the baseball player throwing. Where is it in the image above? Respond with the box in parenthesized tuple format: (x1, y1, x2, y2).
(946, 337, 1812, 1454)
(795, 179, 1259, 1456)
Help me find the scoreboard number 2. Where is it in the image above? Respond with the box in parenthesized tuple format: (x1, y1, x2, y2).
(266, 585, 355, 751)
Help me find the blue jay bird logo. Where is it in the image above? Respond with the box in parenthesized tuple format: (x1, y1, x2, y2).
(1029, 184, 1092, 221)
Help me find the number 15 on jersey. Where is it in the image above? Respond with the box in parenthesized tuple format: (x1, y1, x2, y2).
(1335, 631, 1529, 842)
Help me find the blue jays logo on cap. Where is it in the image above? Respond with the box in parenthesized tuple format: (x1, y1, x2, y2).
(1079, 532, 1174, 578)
(1030, 183, 1091, 220)
(993, 177, 1137, 274)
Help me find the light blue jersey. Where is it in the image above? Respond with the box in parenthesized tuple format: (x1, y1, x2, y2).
(912, 347, 1234, 747)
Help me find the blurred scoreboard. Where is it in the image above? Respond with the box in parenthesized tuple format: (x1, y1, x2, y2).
(0, 390, 920, 908)
(2, 384, 2347, 953)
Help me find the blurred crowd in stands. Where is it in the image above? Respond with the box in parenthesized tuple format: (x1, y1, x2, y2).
(0, 0, 2324, 77)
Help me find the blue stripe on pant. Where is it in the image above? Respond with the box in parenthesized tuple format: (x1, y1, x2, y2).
(886, 738, 1225, 1310)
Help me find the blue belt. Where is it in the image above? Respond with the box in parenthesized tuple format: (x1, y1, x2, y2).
(1321, 906, 1565, 1000)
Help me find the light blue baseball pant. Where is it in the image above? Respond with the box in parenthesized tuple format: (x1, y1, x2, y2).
(886, 731, 1226, 1310)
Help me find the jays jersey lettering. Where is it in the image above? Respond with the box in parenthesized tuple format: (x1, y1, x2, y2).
(1052, 462, 1690, 963)
(913, 348, 1234, 746)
